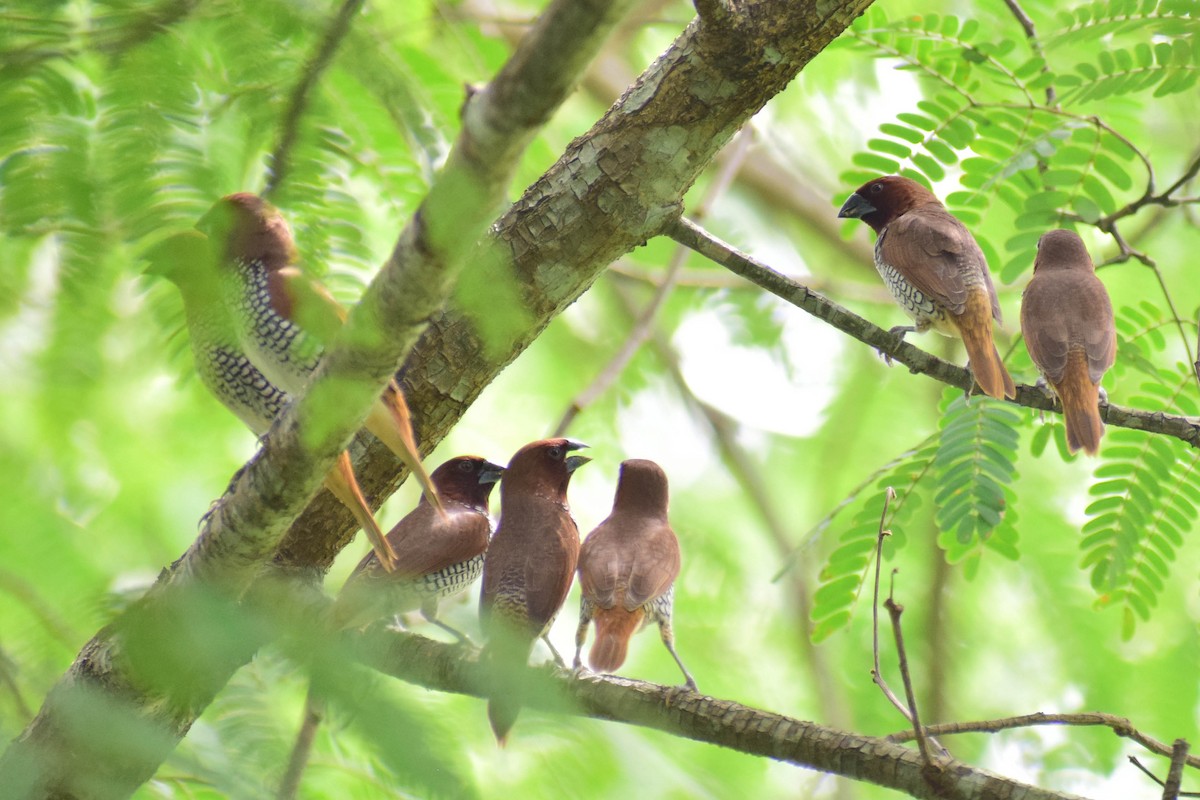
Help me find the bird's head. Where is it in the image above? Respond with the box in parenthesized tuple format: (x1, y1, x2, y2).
(140, 229, 214, 288)
(501, 438, 590, 499)
(196, 193, 297, 271)
(837, 175, 941, 233)
(1034, 229, 1095, 274)
(613, 458, 670, 516)
(430, 455, 505, 512)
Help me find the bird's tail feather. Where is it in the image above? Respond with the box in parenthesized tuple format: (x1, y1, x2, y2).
(957, 292, 1016, 400)
(1058, 352, 1104, 456)
(589, 606, 644, 673)
(366, 384, 445, 515)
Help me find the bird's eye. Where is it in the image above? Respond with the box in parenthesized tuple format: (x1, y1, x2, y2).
(457, 461, 474, 472)
(548, 445, 563, 460)
(870, 183, 883, 194)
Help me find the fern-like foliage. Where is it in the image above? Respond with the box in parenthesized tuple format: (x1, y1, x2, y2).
(1082, 365, 1200, 638)
(809, 439, 936, 642)
(834, 5, 1188, 283)
(933, 392, 1021, 571)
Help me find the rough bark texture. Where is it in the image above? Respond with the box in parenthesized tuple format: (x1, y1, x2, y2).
(349, 628, 1090, 800)
(1, 2, 881, 798)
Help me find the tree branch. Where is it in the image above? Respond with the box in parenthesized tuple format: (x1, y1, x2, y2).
(0, 0, 638, 794)
(667, 216, 1200, 448)
(348, 626, 1089, 800)
(262, 0, 366, 200)
(888, 713, 1200, 772)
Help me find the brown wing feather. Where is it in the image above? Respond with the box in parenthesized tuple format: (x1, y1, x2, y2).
(879, 207, 996, 320)
(580, 514, 679, 612)
(523, 511, 580, 630)
(269, 267, 349, 344)
(352, 503, 489, 581)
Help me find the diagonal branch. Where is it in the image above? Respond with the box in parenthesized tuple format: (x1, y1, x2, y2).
(262, 0, 366, 200)
(667, 216, 1200, 448)
(2, 2, 879, 796)
(348, 626, 1088, 800)
(0, 1, 637, 796)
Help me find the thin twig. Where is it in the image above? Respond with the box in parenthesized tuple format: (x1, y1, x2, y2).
(884, 593, 932, 765)
(1001, 0, 1056, 106)
(1165, 739, 1191, 800)
(263, 0, 366, 200)
(667, 216, 1200, 448)
(869, 490, 909, 719)
(888, 712, 1200, 772)
(552, 126, 756, 437)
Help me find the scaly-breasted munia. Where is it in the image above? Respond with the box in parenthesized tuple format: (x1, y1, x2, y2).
(144, 231, 403, 569)
(277, 455, 503, 800)
(838, 175, 1016, 400)
(195, 193, 443, 515)
(479, 438, 590, 745)
(574, 459, 696, 689)
(1020, 229, 1116, 455)
(332, 455, 504, 633)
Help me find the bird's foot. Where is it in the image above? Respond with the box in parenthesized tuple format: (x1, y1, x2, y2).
(877, 325, 915, 365)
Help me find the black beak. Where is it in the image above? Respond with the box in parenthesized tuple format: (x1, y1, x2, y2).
(479, 462, 505, 486)
(837, 192, 875, 220)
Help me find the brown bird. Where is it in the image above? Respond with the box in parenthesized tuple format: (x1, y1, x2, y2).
(277, 455, 504, 800)
(574, 459, 696, 690)
(143, 231, 398, 570)
(195, 193, 444, 516)
(838, 175, 1016, 400)
(479, 438, 590, 745)
(332, 455, 505, 633)
(1020, 229, 1116, 455)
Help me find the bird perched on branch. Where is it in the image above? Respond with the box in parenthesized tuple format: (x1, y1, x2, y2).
(574, 459, 696, 690)
(1020, 229, 1116, 456)
(332, 455, 504, 633)
(838, 175, 1016, 400)
(196, 193, 443, 515)
(143, 231, 398, 570)
(277, 455, 503, 800)
(479, 438, 590, 745)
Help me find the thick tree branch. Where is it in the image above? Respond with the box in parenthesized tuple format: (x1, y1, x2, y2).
(4, 2, 878, 796)
(347, 626, 1088, 800)
(667, 216, 1200, 448)
(1, 1, 635, 795)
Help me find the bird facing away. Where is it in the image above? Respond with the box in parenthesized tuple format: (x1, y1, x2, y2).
(332, 455, 504, 633)
(276, 455, 504, 800)
(1020, 229, 1116, 455)
(143, 231, 398, 570)
(574, 459, 696, 690)
(479, 438, 590, 745)
(195, 193, 444, 516)
(838, 175, 1016, 400)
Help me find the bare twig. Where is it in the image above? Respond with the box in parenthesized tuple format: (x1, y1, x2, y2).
(263, 0, 365, 200)
(667, 216, 1200, 448)
(888, 712, 1200, 772)
(552, 126, 756, 437)
(1001, 0, 1056, 106)
(1165, 739, 1191, 800)
(884, 593, 934, 765)
(870, 490, 909, 720)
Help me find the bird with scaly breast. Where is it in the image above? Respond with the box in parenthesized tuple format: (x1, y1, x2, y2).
(838, 175, 1016, 400)
(1020, 229, 1116, 456)
(479, 438, 590, 745)
(143, 230, 399, 570)
(196, 193, 443, 516)
(277, 455, 504, 800)
(574, 459, 696, 690)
